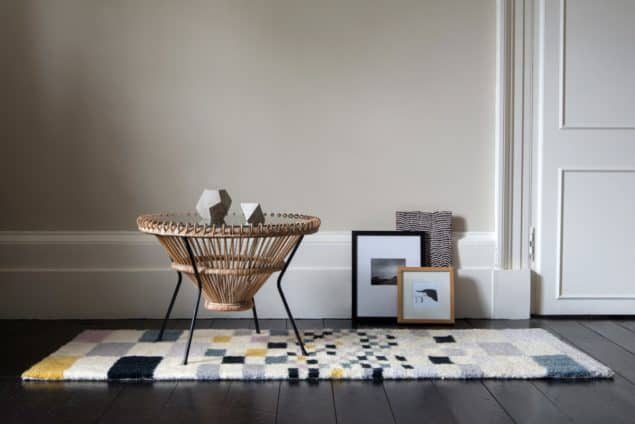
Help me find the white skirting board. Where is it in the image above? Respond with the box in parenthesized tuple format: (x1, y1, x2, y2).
(0, 231, 529, 319)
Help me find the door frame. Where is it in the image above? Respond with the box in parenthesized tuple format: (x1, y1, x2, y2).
(495, 0, 535, 272)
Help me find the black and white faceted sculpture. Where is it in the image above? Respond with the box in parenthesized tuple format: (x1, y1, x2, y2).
(241, 202, 265, 224)
(196, 189, 232, 224)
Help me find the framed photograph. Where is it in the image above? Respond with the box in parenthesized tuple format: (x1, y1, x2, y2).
(397, 267, 455, 324)
(352, 231, 426, 321)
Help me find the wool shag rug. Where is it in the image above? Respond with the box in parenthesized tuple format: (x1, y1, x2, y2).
(22, 328, 613, 381)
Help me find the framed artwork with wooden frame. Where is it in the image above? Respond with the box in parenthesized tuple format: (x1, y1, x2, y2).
(397, 267, 455, 324)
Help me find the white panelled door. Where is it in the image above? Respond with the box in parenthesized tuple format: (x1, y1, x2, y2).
(533, 0, 635, 314)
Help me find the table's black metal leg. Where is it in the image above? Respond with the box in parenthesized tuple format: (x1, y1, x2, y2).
(183, 238, 203, 365)
(252, 299, 260, 334)
(156, 271, 183, 342)
(277, 235, 307, 355)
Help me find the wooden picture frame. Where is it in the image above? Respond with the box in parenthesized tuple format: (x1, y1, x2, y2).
(352, 231, 426, 322)
(397, 267, 455, 324)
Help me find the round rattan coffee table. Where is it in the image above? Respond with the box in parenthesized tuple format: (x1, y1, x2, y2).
(137, 211, 321, 364)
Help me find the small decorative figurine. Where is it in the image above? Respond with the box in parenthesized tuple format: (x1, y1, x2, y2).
(241, 202, 265, 224)
(196, 189, 232, 224)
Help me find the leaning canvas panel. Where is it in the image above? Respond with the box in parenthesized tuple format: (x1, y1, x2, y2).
(395, 211, 453, 267)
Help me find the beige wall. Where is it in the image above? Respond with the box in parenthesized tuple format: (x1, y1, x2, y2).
(0, 0, 495, 232)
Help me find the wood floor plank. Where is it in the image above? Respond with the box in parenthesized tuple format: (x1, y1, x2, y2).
(222, 381, 280, 424)
(433, 380, 513, 424)
(77, 319, 161, 329)
(535, 319, 635, 383)
(52, 382, 122, 423)
(531, 319, 635, 424)
(1, 320, 79, 336)
(290, 319, 325, 329)
(323, 319, 472, 330)
(397, 319, 472, 330)
(212, 319, 254, 329)
(467, 319, 537, 329)
(332, 381, 395, 424)
(257, 319, 287, 330)
(336, 319, 473, 330)
(1, 324, 83, 378)
(468, 317, 574, 423)
(98, 382, 176, 423)
(158, 381, 230, 422)
(483, 380, 572, 424)
(357, 321, 398, 329)
(166, 318, 215, 330)
(615, 320, 635, 333)
(276, 382, 336, 424)
(3, 381, 72, 423)
(4, 381, 121, 424)
(37, 318, 216, 331)
(0, 379, 18, 401)
(383, 380, 455, 424)
(323, 319, 353, 329)
(0, 320, 34, 335)
(533, 378, 635, 424)
(581, 320, 635, 354)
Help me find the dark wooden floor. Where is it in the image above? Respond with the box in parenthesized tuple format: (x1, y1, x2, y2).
(2, 318, 635, 423)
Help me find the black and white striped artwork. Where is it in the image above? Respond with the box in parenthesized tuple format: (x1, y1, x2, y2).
(395, 211, 452, 267)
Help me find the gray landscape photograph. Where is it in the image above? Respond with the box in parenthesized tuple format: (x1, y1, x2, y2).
(370, 258, 406, 285)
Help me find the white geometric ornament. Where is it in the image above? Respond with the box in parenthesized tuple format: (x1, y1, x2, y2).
(196, 189, 232, 224)
(240, 202, 265, 224)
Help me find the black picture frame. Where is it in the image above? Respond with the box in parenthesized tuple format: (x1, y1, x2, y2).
(352, 230, 427, 323)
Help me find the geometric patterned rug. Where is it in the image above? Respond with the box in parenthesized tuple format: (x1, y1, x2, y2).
(22, 328, 613, 381)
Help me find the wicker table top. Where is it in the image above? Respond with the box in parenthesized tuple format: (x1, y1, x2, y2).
(137, 212, 321, 238)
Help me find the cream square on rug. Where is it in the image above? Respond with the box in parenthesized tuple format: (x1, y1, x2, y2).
(22, 328, 613, 381)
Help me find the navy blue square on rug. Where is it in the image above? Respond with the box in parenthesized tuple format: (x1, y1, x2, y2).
(107, 356, 162, 379)
(429, 356, 453, 365)
(434, 335, 456, 343)
(222, 356, 245, 364)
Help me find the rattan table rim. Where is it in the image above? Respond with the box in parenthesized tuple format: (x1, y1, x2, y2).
(136, 212, 320, 238)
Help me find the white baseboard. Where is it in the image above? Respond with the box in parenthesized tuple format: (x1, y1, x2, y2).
(0, 231, 500, 319)
(492, 269, 531, 319)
